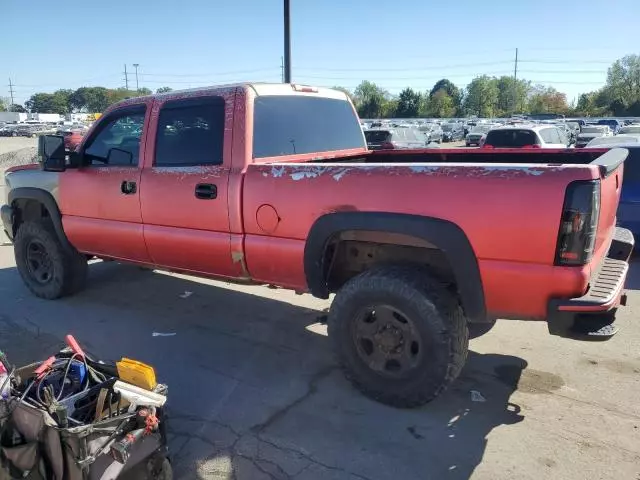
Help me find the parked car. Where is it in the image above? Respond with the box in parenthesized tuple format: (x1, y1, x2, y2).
(481, 125, 568, 149)
(465, 124, 492, 146)
(2, 83, 632, 409)
(0, 125, 19, 137)
(364, 127, 427, 150)
(586, 135, 640, 147)
(575, 125, 611, 148)
(442, 123, 465, 142)
(564, 121, 580, 143)
(418, 123, 443, 143)
(619, 124, 640, 135)
(586, 143, 640, 239)
(597, 118, 622, 134)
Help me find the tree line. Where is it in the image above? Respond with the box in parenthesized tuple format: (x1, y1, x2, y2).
(0, 87, 174, 114)
(1, 54, 638, 118)
(343, 54, 640, 118)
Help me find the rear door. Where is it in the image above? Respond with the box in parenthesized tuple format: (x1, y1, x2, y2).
(59, 104, 151, 262)
(139, 91, 242, 278)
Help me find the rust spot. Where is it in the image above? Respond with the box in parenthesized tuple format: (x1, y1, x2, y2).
(326, 204, 358, 214)
(231, 251, 249, 278)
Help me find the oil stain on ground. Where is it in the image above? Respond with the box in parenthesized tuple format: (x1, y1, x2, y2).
(494, 365, 565, 393)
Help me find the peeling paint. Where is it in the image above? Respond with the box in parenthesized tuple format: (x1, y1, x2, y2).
(271, 166, 286, 178)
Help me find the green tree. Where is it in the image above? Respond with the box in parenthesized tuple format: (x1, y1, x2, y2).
(70, 87, 110, 112)
(26, 93, 66, 114)
(495, 76, 531, 115)
(464, 76, 499, 117)
(10, 104, 26, 113)
(527, 85, 568, 114)
(426, 89, 455, 117)
(395, 87, 422, 117)
(606, 54, 640, 105)
(156, 87, 173, 94)
(354, 81, 389, 118)
(429, 79, 462, 113)
(0, 99, 6, 112)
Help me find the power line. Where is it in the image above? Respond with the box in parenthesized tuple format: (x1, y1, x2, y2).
(294, 61, 514, 72)
(138, 68, 279, 77)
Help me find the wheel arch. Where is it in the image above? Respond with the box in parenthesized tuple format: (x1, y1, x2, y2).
(304, 212, 487, 323)
(9, 187, 73, 252)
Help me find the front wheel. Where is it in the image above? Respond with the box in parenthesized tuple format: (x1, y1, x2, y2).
(14, 220, 87, 299)
(328, 266, 469, 408)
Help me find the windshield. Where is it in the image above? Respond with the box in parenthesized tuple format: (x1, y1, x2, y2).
(253, 95, 365, 158)
(364, 130, 391, 143)
(581, 126, 605, 134)
(620, 126, 640, 134)
(442, 124, 453, 131)
(484, 129, 537, 147)
(470, 125, 491, 134)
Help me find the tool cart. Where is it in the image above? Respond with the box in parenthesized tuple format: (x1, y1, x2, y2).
(0, 335, 172, 479)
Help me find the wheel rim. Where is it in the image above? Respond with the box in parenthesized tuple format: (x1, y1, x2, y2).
(352, 305, 422, 377)
(25, 239, 53, 285)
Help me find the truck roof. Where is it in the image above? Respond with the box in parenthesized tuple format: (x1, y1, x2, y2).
(108, 83, 350, 111)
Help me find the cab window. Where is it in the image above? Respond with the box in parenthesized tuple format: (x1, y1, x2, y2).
(83, 107, 145, 166)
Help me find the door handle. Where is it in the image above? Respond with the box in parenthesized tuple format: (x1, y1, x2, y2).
(195, 183, 217, 200)
(121, 180, 137, 195)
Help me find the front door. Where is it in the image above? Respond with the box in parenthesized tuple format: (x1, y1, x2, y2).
(139, 92, 241, 278)
(59, 104, 151, 262)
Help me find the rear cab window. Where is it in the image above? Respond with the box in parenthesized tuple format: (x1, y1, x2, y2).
(253, 96, 365, 158)
(485, 129, 539, 148)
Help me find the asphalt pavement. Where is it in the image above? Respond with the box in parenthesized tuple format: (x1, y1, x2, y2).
(0, 247, 638, 479)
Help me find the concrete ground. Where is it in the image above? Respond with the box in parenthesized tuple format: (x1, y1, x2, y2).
(0, 138, 638, 479)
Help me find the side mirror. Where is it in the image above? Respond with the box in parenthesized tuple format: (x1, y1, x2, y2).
(38, 135, 66, 172)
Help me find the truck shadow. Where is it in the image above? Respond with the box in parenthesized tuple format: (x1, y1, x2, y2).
(0, 261, 526, 480)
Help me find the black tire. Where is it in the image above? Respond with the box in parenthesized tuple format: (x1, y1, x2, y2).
(328, 266, 469, 408)
(148, 457, 173, 480)
(468, 320, 496, 339)
(14, 220, 87, 299)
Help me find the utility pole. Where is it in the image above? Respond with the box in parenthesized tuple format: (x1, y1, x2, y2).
(8, 78, 15, 110)
(281, 56, 285, 83)
(512, 47, 519, 114)
(124, 64, 129, 90)
(133, 64, 140, 92)
(283, 0, 291, 83)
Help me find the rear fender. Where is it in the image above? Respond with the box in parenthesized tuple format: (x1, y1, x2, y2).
(304, 212, 487, 323)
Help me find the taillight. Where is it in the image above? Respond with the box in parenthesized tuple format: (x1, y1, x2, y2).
(380, 141, 395, 149)
(555, 180, 600, 266)
(481, 144, 494, 149)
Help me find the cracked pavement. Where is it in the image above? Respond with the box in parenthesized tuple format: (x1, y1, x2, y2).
(0, 215, 639, 478)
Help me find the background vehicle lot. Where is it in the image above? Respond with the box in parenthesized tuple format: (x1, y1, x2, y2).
(1, 137, 639, 478)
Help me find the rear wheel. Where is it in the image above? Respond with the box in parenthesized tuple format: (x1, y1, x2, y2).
(14, 220, 87, 299)
(328, 266, 468, 408)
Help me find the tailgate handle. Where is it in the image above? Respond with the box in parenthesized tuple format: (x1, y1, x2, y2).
(195, 183, 217, 200)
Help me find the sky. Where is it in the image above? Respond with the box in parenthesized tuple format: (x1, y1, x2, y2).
(2, 0, 638, 107)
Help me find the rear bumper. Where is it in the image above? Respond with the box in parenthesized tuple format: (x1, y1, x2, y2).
(547, 227, 634, 337)
(1, 204, 14, 241)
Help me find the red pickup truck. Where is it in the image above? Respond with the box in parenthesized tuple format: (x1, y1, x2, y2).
(1, 83, 633, 407)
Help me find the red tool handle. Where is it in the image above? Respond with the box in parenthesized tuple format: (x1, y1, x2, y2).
(34, 356, 56, 378)
(65, 335, 86, 359)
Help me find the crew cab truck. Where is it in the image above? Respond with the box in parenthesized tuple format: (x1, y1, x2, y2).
(1, 83, 633, 408)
